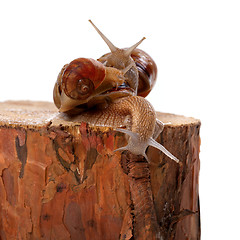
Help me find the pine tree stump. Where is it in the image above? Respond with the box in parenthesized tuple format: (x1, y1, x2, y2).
(0, 101, 201, 240)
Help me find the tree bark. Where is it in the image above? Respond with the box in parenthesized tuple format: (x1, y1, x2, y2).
(0, 101, 200, 240)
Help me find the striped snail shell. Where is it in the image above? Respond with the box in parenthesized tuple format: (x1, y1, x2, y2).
(53, 58, 106, 110)
(60, 58, 105, 100)
(130, 48, 157, 98)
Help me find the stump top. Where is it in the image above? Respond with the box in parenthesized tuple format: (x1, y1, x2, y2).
(0, 101, 200, 129)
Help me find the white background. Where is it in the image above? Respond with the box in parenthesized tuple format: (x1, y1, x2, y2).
(0, 0, 239, 239)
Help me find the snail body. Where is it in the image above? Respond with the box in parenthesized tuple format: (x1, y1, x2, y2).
(97, 48, 157, 98)
(53, 20, 179, 163)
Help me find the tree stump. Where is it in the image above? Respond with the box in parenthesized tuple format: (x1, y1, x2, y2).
(0, 101, 201, 240)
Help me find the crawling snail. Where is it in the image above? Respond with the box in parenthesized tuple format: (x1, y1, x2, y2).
(53, 20, 179, 163)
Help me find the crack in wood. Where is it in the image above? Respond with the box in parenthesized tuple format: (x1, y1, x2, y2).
(167, 209, 200, 239)
(51, 128, 86, 185)
(121, 151, 162, 239)
(15, 130, 27, 179)
(52, 139, 71, 171)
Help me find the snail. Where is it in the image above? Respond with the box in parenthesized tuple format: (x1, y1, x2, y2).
(53, 20, 179, 163)
(53, 57, 129, 112)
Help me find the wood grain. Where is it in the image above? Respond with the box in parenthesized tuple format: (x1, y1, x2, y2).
(0, 101, 200, 240)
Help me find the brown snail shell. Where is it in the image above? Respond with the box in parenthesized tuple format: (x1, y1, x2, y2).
(53, 64, 68, 109)
(130, 49, 157, 98)
(61, 58, 106, 100)
(53, 58, 106, 111)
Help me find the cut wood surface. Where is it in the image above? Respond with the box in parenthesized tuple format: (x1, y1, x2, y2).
(0, 101, 201, 240)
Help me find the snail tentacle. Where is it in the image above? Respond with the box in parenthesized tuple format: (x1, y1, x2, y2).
(114, 128, 179, 163)
(124, 37, 146, 57)
(89, 19, 117, 52)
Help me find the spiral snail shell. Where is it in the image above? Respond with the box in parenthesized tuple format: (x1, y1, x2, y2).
(63, 58, 105, 99)
(54, 58, 103, 111)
